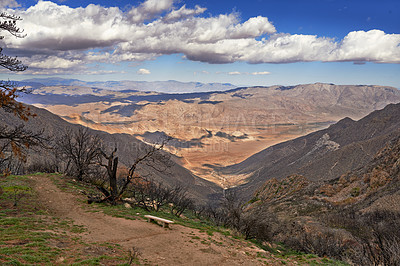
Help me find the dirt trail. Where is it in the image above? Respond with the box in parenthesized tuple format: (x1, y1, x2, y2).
(30, 175, 268, 265)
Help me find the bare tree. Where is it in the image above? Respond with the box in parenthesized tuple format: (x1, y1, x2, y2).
(221, 190, 243, 228)
(124, 177, 193, 215)
(0, 125, 45, 173)
(58, 128, 102, 181)
(169, 184, 194, 217)
(97, 147, 119, 201)
(97, 139, 171, 204)
(358, 210, 400, 265)
(147, 181, 173, 211)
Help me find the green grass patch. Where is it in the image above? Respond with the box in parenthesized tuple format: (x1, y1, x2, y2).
(0, 174, 133, 265)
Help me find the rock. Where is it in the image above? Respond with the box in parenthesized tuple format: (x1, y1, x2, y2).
(123, 197, 136, 203)
(56, 257, 65, 263)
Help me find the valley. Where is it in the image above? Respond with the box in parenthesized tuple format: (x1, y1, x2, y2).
(20, 80, 400, 187)
(45, 101, 327, 186)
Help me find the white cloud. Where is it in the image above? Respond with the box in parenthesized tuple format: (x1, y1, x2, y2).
(227, 71, 271, 75)
(194, 70, 209, 75)
(128, 0, 174, 23)
(228, 71, 242, 75)
(229, 16, 276, 39)
(0, 0, 20, 8)
(86, 70, 122, 75)
(252, 71, 270, 75)
(28, 56, 82, 69)
(327, 30, 400, 63)
(137, 68, 151, 75)
(2, 0, 399, 75)
(163, 4, 206, 22)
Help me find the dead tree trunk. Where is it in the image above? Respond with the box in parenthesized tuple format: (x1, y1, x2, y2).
(97, 138, 170, 204)
(99, 148, 119, 203)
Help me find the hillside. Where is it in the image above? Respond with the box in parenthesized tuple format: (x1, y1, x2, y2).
(222, 102, 400, 199)
(18, 82, 400, 186)
(0, 104, 222, 202)
(246, 134, 400, 264)
(0, 173, 341, 265)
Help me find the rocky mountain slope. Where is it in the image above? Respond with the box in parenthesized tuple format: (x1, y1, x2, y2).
(222, 102, 400, 199)
(246, 133, 400, 264)
(0, 104, 222, 202)
(18, 82, 400, 186)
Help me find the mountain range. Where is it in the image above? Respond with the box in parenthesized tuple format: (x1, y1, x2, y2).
(17, 77, 237, 93)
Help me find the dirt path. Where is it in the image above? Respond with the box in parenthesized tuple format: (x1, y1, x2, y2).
(30, 175, 269, 265)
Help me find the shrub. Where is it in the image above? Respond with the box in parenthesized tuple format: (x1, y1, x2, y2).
(350, 187, 360, 197)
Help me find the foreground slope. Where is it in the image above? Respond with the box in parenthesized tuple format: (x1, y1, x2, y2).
(0, 173, 336, 265)
(222, 102, 400, 199)
(31, 174, 262, 265)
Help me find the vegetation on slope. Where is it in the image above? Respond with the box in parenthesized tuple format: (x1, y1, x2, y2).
(0, 173, 135, 265)
(0, 173, 347, 265)
(246, 135, 400, 265)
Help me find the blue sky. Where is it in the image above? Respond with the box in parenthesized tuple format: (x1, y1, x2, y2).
(1, 0, 399, 88)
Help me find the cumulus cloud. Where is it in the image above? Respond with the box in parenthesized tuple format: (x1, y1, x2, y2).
(128, 0, 174, 23)
(328, 30, 400, 63)
(229, 16, 276, 39)
(163, 4, 206, 22)
(2, 0, 399, 74)
(28, 56, 82, 69)
(137, 68, 151, 75)
(6, 1, 125, 51)
(0, 0, 20, 8)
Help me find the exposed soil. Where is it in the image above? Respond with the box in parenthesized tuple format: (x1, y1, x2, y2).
(30, 175, 278, 265)
(179, 124, 323, 186)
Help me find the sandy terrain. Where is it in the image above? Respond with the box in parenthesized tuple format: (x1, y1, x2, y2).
(178, 124, 327, 186)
